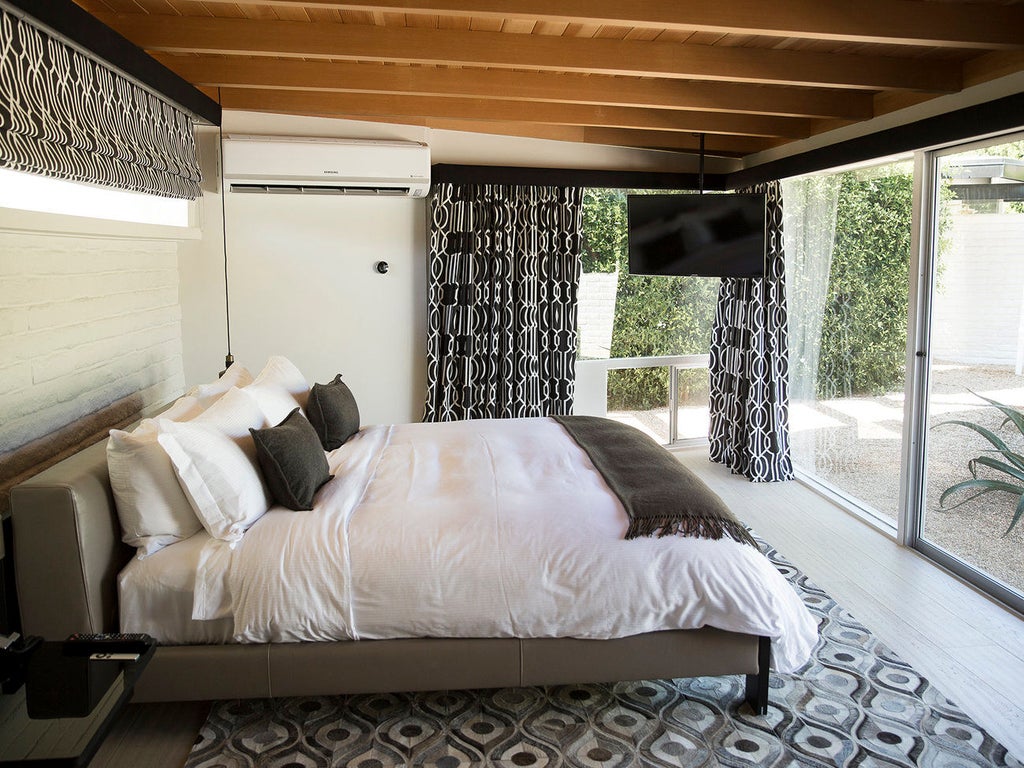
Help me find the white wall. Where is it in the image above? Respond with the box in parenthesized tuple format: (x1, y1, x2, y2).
(180, 119, 428, 425)
(577, 271, 618, 359)
(227, 193, 427, 425)
(179, 111, 714, 425)
(0, 215, 187, 452)
(931, 213, 1024, 366)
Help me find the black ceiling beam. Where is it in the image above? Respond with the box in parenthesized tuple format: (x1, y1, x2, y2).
(728, 91, 1024, 189)
(950, 183, 1024, 202)
(432, 164, 728, 191)
(1, 0, 221, 126)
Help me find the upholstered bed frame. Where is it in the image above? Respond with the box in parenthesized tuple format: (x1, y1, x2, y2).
(10, 436, 771, 712)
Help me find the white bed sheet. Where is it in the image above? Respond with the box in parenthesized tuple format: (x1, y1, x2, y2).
(162, 417, 818, 672)
(119, 529, 234, 644)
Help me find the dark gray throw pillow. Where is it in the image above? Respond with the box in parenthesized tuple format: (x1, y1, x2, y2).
(250, 408, 331, 511)
(306, 374, 360, 450)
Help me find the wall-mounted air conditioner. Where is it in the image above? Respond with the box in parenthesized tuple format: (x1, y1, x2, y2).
(222, 135, 430, 197)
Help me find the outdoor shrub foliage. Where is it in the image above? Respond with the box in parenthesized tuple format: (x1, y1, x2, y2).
(581, 189, 717, 410)
(937, 392, 1024, 536)
(817, 171, 913, 398)
(581, 188, 625, 274)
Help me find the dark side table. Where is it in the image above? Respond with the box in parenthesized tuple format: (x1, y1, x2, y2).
(0, 642, 154, 767)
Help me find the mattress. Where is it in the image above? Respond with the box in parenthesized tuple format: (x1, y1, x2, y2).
(120, 417, 818, 671)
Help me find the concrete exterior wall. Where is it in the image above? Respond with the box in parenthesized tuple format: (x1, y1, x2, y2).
(577, 271, 618, 360)
(930, 213, 1024, 366)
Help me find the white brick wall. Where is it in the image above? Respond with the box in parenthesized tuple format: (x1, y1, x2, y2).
(0, 231, 185, 452)
(578, 271, 618, 359)
(931, 214, 1024, 366)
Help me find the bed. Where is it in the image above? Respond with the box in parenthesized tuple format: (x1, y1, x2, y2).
(10, 358, 816, 712)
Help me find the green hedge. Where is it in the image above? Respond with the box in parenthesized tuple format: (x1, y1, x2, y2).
(816, 171, 914, 398)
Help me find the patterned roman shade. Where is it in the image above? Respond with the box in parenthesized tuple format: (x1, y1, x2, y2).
(0, 8, 201, 199)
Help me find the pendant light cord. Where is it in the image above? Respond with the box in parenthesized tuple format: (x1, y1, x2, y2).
(218, 103, 233, 373)
(698, 132, 705, 195)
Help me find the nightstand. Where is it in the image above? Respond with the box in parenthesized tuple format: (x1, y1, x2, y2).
(0, 642, 154, 767)
(0, 514, 19, 637)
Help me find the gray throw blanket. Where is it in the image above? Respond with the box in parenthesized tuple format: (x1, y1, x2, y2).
(553, 415, 756, 548)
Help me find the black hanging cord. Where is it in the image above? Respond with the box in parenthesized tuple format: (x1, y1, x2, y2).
(698, 133, 705, 195)
(218, 93, 233, 374)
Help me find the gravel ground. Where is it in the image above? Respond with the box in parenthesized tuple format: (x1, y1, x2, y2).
(610, 362, 1024, 596)
(792, 362, 1024, 594)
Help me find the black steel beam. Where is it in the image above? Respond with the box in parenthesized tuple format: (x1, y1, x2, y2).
(1, 0, 221, 126)
(950, 183, 1024, 201)
(432, 164, 728, 191)
(727, 92, 1024, 189)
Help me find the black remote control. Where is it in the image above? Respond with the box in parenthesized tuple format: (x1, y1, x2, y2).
(66, 633, 152, 643)
(63, 632, 154, 656)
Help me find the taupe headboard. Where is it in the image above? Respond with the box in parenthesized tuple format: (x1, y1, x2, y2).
(0, 393, 143, 519)
(10, 438, 134, 638)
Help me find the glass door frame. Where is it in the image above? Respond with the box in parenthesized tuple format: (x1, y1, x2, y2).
(902, 131, 1024, 616)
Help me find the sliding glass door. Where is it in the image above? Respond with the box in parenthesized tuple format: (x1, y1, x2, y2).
(782, 159, 914, 527)
(777, 134, 1024, 612)
(911, 135, 1024, 612)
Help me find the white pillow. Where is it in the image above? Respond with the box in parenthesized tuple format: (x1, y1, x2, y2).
(158, 387, 271, 544)
(162, 394, 206, 423)
(107, 395, 205, 558)
(244, 355, 310, 426)
(189, 364, 254, 409)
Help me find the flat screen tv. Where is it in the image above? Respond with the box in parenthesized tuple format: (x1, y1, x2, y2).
(627, 193, 766, 278)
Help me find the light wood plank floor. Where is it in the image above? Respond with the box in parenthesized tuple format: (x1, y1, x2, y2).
(675, 449, 1024, 761)
(92, 701, 208, 768)
(91, 450, 1024, 767)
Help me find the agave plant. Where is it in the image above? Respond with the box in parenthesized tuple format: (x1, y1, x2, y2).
(936, 391, 1024, 536)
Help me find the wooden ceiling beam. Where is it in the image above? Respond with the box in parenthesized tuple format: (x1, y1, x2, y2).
(311, 113, 587, 143)
(963, 49, 1024, 89)
(157, 54, 875, 120)
(424, 119, 585, 143)
(94, 13, 962, 92)
(189, 0, 1024, 50)
(217, 87, 814, 137)
(580, 128, 780, 156)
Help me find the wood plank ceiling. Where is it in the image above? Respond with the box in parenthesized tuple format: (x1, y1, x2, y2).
(73, 0, 1024, 162)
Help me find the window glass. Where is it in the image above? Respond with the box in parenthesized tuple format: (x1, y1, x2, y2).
(922, 137, 1024, 598)
(783, 158, 914, 523)
(0, 168, 190, 227)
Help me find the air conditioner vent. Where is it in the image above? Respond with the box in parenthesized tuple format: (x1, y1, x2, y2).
(230, 184, 412, 196)
(222, 136, 430, 198)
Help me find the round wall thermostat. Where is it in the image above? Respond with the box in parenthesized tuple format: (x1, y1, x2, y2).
(375, 261, 390, 274)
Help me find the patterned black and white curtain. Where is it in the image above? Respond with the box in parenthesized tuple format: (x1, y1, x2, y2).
(0, 8, 201, 199)
(708, 180, 794, 482)
(424, 183, 583, 422)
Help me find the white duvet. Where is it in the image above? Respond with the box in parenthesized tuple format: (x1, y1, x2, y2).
(148, 417, 817, 672)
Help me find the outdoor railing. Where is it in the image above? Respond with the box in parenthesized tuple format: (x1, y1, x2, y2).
(575, 354, 711, 446)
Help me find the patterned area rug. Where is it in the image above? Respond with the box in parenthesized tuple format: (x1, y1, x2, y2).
(185, 538, 1022, 767)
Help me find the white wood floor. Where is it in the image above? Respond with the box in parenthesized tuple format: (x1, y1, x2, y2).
(92, 449, 1024, 767)
(674, 448, 1024, 761)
